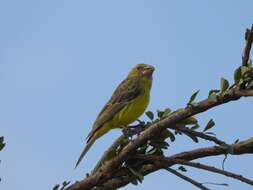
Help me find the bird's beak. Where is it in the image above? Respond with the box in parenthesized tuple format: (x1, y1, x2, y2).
(142, 65, 155, 76)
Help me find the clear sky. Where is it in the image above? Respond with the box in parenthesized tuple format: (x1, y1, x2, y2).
(0, 1, 253, 190)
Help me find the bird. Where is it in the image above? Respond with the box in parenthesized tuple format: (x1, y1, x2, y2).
(75, 63, 155, 168)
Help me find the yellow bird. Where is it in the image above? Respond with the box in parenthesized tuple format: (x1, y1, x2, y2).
(75, 64, 154, 168)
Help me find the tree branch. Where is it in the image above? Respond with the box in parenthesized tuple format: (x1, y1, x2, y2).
(67, 136, 253, 190)
(92, 124, 227, 175)
(165, 167, 210, 190)
(68, 87, 253, 190)
(242, 24, 253, 66)
(96, 136, 253, 189)
(172, 159, 253, 186)
(66, 26, 253, 190)
(169, 124, 226, 145)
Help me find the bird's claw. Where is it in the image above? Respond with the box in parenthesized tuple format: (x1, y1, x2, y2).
(122, 127, 134, 140)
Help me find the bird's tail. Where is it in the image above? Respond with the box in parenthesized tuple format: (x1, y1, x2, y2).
(75, 137, 96, 168)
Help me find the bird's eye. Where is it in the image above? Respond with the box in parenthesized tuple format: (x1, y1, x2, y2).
(137, 66, 142, 70)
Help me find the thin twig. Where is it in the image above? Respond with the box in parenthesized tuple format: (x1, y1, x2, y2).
(170, 124, 226, 145)
(173, 159, 253, 186)
(201, 182, 229, 187)
(222, 154, 228, 170)
(165, 167, 210, 190)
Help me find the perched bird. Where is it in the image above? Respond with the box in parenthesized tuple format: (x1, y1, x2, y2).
(75, 63, 155, 168)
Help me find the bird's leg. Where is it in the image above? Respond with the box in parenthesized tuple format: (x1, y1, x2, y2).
(121, 123, 146, 139)
(121, 125, 134, 140)
(128, 124, 146, 136)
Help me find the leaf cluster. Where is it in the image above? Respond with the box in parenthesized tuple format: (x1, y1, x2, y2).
(52, 181, 71, 190)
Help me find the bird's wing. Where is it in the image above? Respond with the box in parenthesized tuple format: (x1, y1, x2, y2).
(86, 76, 140, 141)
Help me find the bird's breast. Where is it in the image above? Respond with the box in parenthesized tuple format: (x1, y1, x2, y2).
(113, 91, 150, 127)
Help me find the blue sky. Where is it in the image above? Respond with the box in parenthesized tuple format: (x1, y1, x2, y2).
(0, 1, 253, 189)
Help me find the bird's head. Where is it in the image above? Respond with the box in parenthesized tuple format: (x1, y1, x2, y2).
(128, 64, 155, 79)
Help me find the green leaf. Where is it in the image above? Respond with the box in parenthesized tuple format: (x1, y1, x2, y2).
(52, 185, 60, 190)
(159, 141, 170, 149)
(0, 143, 5, 151)
(162, 108, 172, 118)
(178, 166, 187, 172)
(191, 124, 200, 130)
(157, 109, 164, 119)
(128, 167, 144, 183)
(137, 119, 145, 125)
(220, 77, 229, 94)
(147, 147, 163, 155)
(234, 67, 241, 84)
(204, 131, 216, 136)
(208, 93, 217, 102)
(234, 139, 240, 144)
(138, 144, 148, 154)
(208, 90, 219, 102)
(60, 181, 71, 190)
(208, 89, 220, 96)
(130, 178, 138, 185)
(221, 183, 229, 187)
(150, 141, 169, 149)
(145, 111, 154, 120)
(163, 129, 176, 142)
(0, 136, 5, 151)
(174, 130, 183, 135)
(184, 133, 199, 143)
(203, 119, 215, 132)
(188, 90, 200, 105)
(241, 66, 251, 77)
(180, 116, 198, 125)
(147, 147, 157, 154)
(0, 136, 4, 144)
(168, 131, 175, 142)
